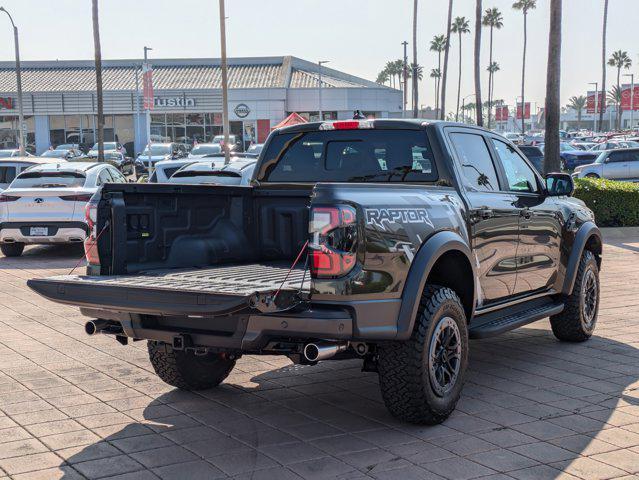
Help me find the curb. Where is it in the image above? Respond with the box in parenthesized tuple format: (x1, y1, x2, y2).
(601, 226, 639, 239)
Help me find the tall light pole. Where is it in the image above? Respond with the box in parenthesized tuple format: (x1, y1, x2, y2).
(589, 82, 598, 132)
(623, 73, 634, 129)
(461, 93, 475, 124)
(219, 0, 230, 164)
(0, 7, 25, 155)
(143, 46, 152, 165)
(402, 41, 408, 118)
(318, 60, 329, 121)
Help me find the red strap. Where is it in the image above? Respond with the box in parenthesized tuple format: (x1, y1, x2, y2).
(68, 223, 109, 275)
(273, 240, 309, 301)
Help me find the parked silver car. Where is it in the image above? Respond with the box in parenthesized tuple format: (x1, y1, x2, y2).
(0, 162, 127, 256)
(0, 149, 33, 158)
(573, 148, 639, 181)
(187, 143, 222, 159)
(0, 157, 67, 192)
(168, 158, 257, 185)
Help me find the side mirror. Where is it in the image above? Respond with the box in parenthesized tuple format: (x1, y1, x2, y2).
(545, 172, 574, 197)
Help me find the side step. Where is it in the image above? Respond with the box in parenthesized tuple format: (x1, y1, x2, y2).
(469, 300, 564, 339)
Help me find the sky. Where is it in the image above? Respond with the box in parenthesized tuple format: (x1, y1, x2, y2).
(0, 0, 637, 114)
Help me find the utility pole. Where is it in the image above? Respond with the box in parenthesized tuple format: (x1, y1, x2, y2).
(143, 46, 152, 165)
(318, 60, 329, 120)
(589, 82, 598, 132)
(219, 0, 230, 165)
(0, 7, 25, 155)
(402, 41, 408, 118)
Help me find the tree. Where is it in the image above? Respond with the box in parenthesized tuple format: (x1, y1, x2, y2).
(607, 84, 622, 129)
(487, 61, 500, 120)
(429, 35, 446, 114)
(412, 0, 419, 117)
(544, 0, 562, 174)
(451, 16, 470, 122)
(409, 63, 424, 81)
(608, 50, 632, 129)
(600, 0, 609, 131)
(376, 69, 390, 86)
(440, 0, 454, 120)
(513, 0, 537, 134)
(430, 68, 441, 112)
(91, 0, 104, 163)
(393, 59, 405, 90)
(482, 7, 503, 129)
(474, 0, 483, 126)
(567, 95, 587, 129)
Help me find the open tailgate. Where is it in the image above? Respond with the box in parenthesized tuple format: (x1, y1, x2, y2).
(28, 262, 310, 316)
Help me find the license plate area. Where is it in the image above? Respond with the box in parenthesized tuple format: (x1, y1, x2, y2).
(29, 227, 49, 236)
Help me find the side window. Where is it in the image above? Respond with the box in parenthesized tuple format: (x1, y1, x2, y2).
(111, 168, 127, 183)
(491, 139, 539, 193)
(608, 151, 627, 163)
(96, 168, 113, 186)
(449, 132, 499, 191)
(0, 166, 17, 183)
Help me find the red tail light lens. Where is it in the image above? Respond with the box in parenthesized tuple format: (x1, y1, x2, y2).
(309, 205, 357, 278)
(0, 194, 19, 202)
(60, 194, 93, 202)
(84, 199, 100, 265)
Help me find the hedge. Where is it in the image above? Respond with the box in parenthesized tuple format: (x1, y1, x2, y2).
(574, 177, 639, 227)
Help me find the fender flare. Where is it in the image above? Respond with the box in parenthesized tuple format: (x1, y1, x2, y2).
(396, 230, 476, 340)
(561, 222, 602, 296)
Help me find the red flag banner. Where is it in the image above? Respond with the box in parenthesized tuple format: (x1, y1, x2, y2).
(494, 106, 509, 121)
(142, 63, 154, 110)
(516, 102, 531, 120)
(586, 91, 606, 113)
(621, 85, 639, 111)
(0, 97, 13, 110)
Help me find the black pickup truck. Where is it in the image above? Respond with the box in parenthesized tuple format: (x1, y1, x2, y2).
(29, 119, 602, 424)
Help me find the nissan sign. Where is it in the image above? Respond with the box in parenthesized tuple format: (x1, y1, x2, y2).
(234, 103, 251, 118)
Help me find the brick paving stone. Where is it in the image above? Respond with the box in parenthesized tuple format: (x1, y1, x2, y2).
(2, 224, 639, 480)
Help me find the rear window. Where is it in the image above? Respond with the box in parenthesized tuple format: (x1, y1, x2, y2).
(10, 171, 86, 188)
(260, 130, 437, 183)
(519, 146, 542, 156)
(0, 166, 17, 183)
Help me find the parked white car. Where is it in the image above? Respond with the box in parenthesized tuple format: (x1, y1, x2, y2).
(168, 158, 257, 185)
(0, 157, 67, 192)
(573, 148, 639, 181)
(0, 162, 127, 256)
(187, 143, 222, 159)
(0, 149, 33, 158)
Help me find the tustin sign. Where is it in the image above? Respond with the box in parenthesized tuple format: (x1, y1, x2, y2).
(154, 97, 196, 108)
(0, 97, 14, 110)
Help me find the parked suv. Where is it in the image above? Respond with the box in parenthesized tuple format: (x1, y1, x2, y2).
(574, 148, 639, 181)
(0, 162, 127, 256)
(29, 120, 602, 424)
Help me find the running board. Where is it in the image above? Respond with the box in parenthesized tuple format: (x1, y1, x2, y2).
(469, 300, 564, 339)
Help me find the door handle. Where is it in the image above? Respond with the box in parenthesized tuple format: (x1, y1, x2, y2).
(520, 209, 532, 220)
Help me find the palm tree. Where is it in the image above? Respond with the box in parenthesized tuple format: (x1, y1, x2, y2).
(393, 59, 405, 91)
(607, 84, 622, 129)
(412, 0, 419, 117)
(91, 0, 104, 162)
(483, 7, 503, 128)
(513, 0, 537, 134)
(567, 95, 587, 129)
(451, 16, 470, 122)
(430, 68, 441, 111)
(440, 0, 454, 120)
(487, 61, 500, 120)
(409, 63, 424, 81)
(473, 0, 483, 126)
(608, 50, 632, 129)
(376, 69, 390, 86)
(600, 0, 609, 131)
(544, 0, 562, 174)
(429, 35, 446, 114)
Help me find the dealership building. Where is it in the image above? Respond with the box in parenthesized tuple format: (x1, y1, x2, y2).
(0, 56, 402, 155)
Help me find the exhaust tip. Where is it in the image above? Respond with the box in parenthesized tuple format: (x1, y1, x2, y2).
(303, 343, 321, 362)
(85, 320, 97, 336)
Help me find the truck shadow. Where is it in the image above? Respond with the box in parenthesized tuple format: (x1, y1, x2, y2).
(59, 327, 638, 478)
(0, 244, 84, 270)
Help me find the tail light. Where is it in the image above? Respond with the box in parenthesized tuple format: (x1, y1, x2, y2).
(309, 205, 357, 278)
(84, 198, 100, 265)
(0, 194, 19, 202)
(60, 194, 93, 202)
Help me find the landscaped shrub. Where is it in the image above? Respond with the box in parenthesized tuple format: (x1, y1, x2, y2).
(574, 177, 639, 227)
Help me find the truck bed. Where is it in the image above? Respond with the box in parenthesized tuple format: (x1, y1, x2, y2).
(28, 261, 310, 316)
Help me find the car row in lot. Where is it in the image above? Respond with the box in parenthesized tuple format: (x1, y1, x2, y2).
(573, 148, 639, 181)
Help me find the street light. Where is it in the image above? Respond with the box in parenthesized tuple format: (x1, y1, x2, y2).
(143, 46, 153, 165)
(0, 6, 25, 156)
(623, 73, 635, 130)
(588, 82, 598, 132)
(461, 94, 475, 124)
(318, 60, 329, 121)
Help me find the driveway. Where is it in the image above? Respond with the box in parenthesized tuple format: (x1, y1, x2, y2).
(0, 233, 638, 480)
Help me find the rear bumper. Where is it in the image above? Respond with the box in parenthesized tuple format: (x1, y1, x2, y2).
(0, 221, 88, 244)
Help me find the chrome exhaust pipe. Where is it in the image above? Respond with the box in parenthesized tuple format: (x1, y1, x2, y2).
(85, 319, 121, 336)
(303, 342, 348, 362)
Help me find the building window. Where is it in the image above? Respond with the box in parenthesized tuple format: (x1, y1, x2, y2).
(167, 113, 185, 143)
(150, 114, 166, 142)
(291, 111, 337, 122)
(114, 115, 135, 155)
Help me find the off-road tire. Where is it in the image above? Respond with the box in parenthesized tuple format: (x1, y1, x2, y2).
(147, 341, 236, 390)
(550, 250, 600, 342)
(1, 243, 24, 257)
(377, 285, 469, 425)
